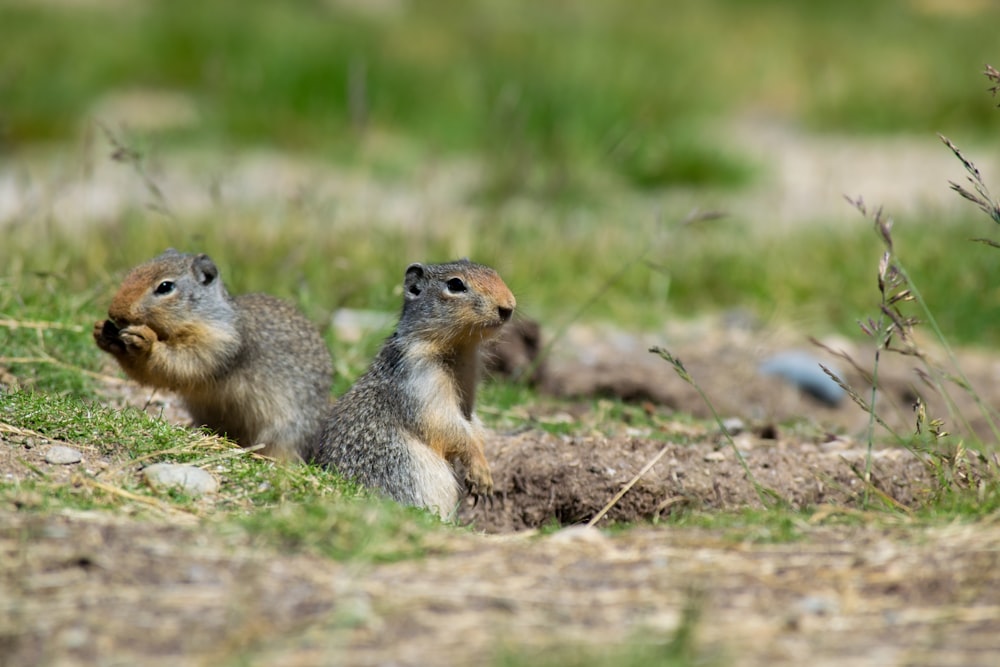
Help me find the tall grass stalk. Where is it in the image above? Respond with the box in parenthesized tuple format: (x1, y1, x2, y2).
(649, 346, 782, 509)
(845, 195, 1000, 508)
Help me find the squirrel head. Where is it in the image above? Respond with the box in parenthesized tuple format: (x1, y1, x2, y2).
(106, 249, 236, 342)
(400, 259, 515, 344)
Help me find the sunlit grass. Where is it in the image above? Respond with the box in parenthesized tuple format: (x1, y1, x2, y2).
(5, 200, 1000, 396)
(3, 0, 999, 198)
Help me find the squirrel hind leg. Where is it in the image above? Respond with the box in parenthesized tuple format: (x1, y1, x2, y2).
(404, 435, 461, 519)
(254, 439, 305, 463)
(246, 419, 313, 463)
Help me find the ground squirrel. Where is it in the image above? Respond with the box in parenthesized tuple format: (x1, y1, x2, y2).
(94, 249, 333, 461)
(309, 259, 516, 518)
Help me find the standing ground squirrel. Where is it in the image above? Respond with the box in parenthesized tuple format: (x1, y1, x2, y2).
(94, 249, 333, 461)
(309, 259, 516, 518)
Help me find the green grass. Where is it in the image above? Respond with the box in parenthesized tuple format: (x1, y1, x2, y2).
(6, 206, 1000, 379)
(236, 497, 451, 563)
(1, 389, 454, 562)
(494, 592, 715, 667)
(4, 1, 1000, 355)
(3, 0, 999, 197)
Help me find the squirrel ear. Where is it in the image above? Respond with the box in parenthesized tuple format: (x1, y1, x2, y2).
(192, 254, 219, 286)
(404, 263, 425, 299)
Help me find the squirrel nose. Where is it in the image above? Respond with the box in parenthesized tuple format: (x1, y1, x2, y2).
(497, 306, 513, 322)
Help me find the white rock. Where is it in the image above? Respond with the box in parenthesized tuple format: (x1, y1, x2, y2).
(721, 417, 745, 435)
(45, 446, 83, 465)
(143, 463, 218, 496)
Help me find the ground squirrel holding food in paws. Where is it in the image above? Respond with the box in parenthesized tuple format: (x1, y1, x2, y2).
(94, 249, 332, 461)
(308, 259, 515, 518)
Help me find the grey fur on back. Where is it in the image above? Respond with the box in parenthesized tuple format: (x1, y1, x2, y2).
(99, 248, 333, 460)
(185, 291, 333, 459)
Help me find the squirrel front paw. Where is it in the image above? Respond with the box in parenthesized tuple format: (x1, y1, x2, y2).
(465, 459, 494, 504)
(93, 320, 156, 356)
(93, 320, 126, 355)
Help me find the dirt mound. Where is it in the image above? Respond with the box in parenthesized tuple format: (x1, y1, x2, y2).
(83, 315, 992, 534)
(491, 316, 1000, 444)
(460, 430, 931, 532)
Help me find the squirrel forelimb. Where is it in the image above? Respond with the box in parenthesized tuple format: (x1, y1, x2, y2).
(313, 259, 514, 517)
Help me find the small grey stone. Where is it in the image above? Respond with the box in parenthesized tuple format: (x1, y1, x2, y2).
(795, 595, 839, 616)
(759, 350, 845, 406)
(58, 626, 90, 649)
(721, 417, 745, 435)
(45, 446, 83, 465)
(143, 463, 218, 496)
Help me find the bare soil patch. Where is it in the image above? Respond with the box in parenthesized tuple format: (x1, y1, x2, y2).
(459, 430, 930, 533)
(3, 509, 1000, 666)
(5, 317, 1000, 664)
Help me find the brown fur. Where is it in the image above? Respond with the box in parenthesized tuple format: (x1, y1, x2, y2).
(311, 259, 515, 517)
(95, 249, 332, 461)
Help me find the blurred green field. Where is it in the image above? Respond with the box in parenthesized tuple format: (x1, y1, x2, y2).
(3, 0, 1000, 360)
(6, 207, 1000, 404)
(3, 0, 1000, 186)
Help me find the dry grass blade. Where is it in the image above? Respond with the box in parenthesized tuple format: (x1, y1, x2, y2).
(0, 318, 85, 333)
(587, 441, 673, 527)
(809, 336, 875, 386)
(816, 363, 898, 438)
(939, 134, 1000, 225)
(678, 208, 728, 227)
(99, 122, 175, 218)
(843, 458, 913, 513)
(649, 345, 784, 508)
(79, 475, 201, 519)
(186, 442, 266, 469)
(0, 421, 100, 451)
(0, 355, 122, 383)
(807, 503, 904, 524)
(986, 63, 1000, 101)
(99, 435, 235, 479)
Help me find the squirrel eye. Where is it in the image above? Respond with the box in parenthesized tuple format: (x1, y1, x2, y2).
(154, 281, 176, 295)
(445, 277, 468, 293)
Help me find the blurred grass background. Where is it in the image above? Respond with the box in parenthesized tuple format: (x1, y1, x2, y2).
(3, 0, 1000, 386)
(4, 0, 999, 155)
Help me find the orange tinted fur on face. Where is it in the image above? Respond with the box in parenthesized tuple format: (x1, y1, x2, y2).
(107, 265, 168, 323)
(94, 249, 333, 462)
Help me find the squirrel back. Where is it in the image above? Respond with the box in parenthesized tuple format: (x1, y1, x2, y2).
(94, 249, 333, 461)
(310, 259, 515, 518)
